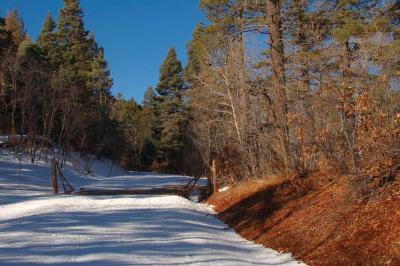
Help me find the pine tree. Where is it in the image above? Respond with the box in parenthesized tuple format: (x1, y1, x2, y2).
(0, 15, 10, 54)
(199, 0, 255, 76)
(138, 86, 159, 165)
(87, 33, 112, 105)
(17, 35, 32, 57)
(110, 95, 142, 167)
(199, 0, 251, 41)
(184, 24, 208, 87)
(58, 0, 86, 46)
(156, 48, 184, 97)
(142, 86, 160, 148)
(37, 12, 55, 46)
(156, 48, 186, 169)
(37, 12, 59, 66)
(55, 0, 99, 154)
(57, 0, 91, 87)
(84, 32, 113, 156)
(143, 85, 157, 107)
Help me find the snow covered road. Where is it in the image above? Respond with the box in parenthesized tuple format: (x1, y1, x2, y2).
(0, 152, 304, 265)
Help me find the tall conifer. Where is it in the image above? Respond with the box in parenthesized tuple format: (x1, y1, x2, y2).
(87, 33, 112, 106)
(37, 12, 58, 66)
(57, 0, 91, 88)
(156, 48, 186, 168)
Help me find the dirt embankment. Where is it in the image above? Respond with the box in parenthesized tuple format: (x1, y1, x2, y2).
(207, 173, 400, 265)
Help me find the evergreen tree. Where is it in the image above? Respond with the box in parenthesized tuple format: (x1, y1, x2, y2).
(87, 33, 112, 105)
(17, 35, 33, 57)
(110, 95, 142, 167)
(143, 85, 157, 107)
(184, 24, 208, 87)
(139, 86, 159, 165)
(199, 0, 256, 76)
(85, 32, 113, 156)
(58, 0, 86, 47)
(55, 0, 105, 155)
(199, 0, 253, 41)
(156, 48, 186, 169)
(37, 12, 55, 47)
(156, 48, 184, 97)
(37, 12, 59, 66)
(0, 15, 10, 54)
(57, 0, 91, 89)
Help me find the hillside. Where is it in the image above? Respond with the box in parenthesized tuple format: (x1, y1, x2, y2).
(208, 173, 400, 265)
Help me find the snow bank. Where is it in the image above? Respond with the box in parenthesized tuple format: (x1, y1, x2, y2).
(0, 195, 214, 221)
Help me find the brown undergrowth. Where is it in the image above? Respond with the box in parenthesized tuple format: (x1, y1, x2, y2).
(207, 172, 400, 266)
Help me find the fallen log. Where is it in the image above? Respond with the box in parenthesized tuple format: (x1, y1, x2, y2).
(75, 186, 185, 197)
(74, 185, 206, 198)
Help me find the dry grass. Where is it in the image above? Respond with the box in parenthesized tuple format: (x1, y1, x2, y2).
(207, 173, 400, 266)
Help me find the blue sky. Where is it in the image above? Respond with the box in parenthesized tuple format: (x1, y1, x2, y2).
(0, 0, 204, 102)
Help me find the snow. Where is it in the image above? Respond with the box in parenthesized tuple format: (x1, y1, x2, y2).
(0, 135, 28, 144)
(218, 186, 230, 192)
(0, 149, 304, 265)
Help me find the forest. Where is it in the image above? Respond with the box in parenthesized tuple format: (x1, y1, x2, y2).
(0, 0, 399, 264)
(0, 0, 399, 189)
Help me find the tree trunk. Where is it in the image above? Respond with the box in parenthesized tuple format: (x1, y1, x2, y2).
(51, 159, 58, 194)
(266, 0, 285, 89)
(239, 0, 247, 82)
(266, 0, 289, 171)
(211, 159, 218, 194)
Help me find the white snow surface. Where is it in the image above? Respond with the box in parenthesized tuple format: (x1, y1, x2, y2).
(0, 149, 304, 265)
(218, 186, 230, 192)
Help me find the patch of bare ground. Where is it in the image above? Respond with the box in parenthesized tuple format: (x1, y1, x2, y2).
(207, 172, 400, 266)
